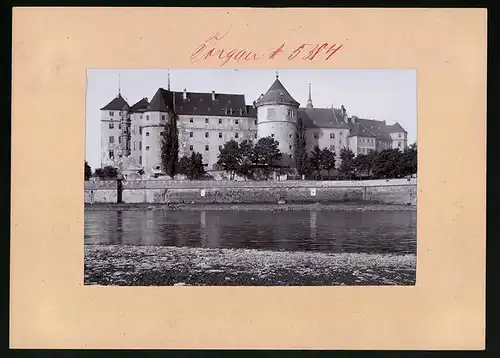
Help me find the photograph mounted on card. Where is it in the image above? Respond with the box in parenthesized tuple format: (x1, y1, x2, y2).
(11, 7, 486, 350)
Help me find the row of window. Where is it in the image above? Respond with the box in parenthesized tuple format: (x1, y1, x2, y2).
(360, 137, 375, 144)
(314, 132, 344, 139)
(267, 108, 296, 119)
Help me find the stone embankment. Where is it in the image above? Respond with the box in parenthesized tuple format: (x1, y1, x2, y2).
(84, 179, 417, 206)
(84, 245, 417, 286)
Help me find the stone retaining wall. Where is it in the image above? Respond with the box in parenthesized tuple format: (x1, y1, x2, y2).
(84, 179, 416, 205)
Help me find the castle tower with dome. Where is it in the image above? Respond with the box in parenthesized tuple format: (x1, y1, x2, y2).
(254, 74, 300, 158)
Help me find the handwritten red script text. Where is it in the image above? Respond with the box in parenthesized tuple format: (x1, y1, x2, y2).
(190, 28, 344, 67)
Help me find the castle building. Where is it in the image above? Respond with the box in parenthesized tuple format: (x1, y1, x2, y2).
(100, 75, 408, 177)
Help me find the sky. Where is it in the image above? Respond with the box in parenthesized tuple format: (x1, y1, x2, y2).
(86, 69, 417, 170)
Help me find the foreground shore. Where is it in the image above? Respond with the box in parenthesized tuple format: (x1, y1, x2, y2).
(85, 202, 416, 212)
(84, 245, 416, 286)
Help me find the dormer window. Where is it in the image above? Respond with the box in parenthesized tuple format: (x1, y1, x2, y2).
(208, 108, 211, 112)
(193, 107, 197, 111)
(228, 100, 232, 104)
(239, 109, 243, 115)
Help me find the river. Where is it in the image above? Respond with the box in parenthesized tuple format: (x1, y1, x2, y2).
(84, 209, 416, 254)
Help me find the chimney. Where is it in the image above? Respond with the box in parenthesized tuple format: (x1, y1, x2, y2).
(183, 88, 187, 100)
(212, 90, 215, 101)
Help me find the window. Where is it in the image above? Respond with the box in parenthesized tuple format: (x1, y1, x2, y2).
(119, 124, 122, 129)
(254, 133, 257, 139)
(205, 132, 209, 138)
(219, 118, 223, 124)
(340, 132, 343, 136)
(330, 145, 335, 151)
(235, 133, 239, 138)
(398, 142, 402, 148)
(162, 115, 166, 121)
(109, 150, 114, 159)
(133, 142, 136, 150)
(139, 127, 142, 135)
(109, 123, 114, 129)
(289, 145, 292, 150)
(398, 133, 402, 138)
(139, 142, 142, 150)
(140, 115, 143, 119)
(218, 132, 222, 138)
(109, 111, 114, 116)
(160, 132, 163, 136)
(268, 108, 275, 119)
(189, 145, 193, 151)
(314, 133, 319, 139)
(139, 156, 142, 164)
(190, 118, 194, 123)
(254, 119, 257, 125)
(205, 118, 209, 123)
(271, 134, 275, 138)
(156, 166, 160, 170)
(146, 115, 150, 121)
(146, 132, 149, 136)
(288, 108, 294, 118)
(118, 136, 121, 144)
(132, 126, 136, 135)
(205, 145, 209, 151)
(190, 131, 193, 137)
(109, 136, 114, 143)
(289, 134, 292, 138)
(219, 145, 222, 150)
(235, 119, 239, 124)
(330, 133, 335, 139)
(146, 146, 150, 150)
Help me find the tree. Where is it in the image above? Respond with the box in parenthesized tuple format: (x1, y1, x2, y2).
(353, 151, 375, 178)
(252, 137, 282, 179)
(84, 161, 92, 181)
(339, 148, 356, 179)
(320, 148, 336, 178)
(372, 148, 405, 179)
(309, 146, 322, 179)
(94, 166, 118, 180)
(237, 139, 255, 179)
(294, 116, 309, 177)
(178, 152, 206, 180)
(217, 139, 242, 180)
(402, 142, 417, 176)
(160, 115, 179, 179)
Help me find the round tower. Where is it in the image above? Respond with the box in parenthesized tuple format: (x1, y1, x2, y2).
(254, 74, 300, 157)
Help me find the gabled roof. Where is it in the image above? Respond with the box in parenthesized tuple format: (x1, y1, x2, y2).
(147, 87, 253, 117)
(148, 88, 174, 112)
(387, 122, 407, 133)
(298, 107, 350, 129)
(348, 117, 394, 141)
(172, 91, 249, 117)
(255, 77, 300, 107)
(130, 97, 149, 112)
(100, 93, 130, 111)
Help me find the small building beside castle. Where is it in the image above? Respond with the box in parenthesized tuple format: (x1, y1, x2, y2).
(100, 75, 408, 177)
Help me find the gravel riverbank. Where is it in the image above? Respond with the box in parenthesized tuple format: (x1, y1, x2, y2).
(85, 202, 416, 212)
(84, 245, 416, 286)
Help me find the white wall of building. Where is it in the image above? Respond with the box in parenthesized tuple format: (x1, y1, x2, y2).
(256, 104, 296, 156)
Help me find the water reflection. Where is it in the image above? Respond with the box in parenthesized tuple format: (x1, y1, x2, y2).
(84, 210, 417, 254)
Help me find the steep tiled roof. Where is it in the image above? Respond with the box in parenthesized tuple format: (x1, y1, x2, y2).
(148, 88, 174, 112)
(348, 117, 393, 141)
(130, 98, 149, 112)
(388, 122, 407, 133)
(100, 93, 130, 110)
(147, 88, 252, 117)
(255, 77, 300, 107)
(298, 108, 350, 129)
